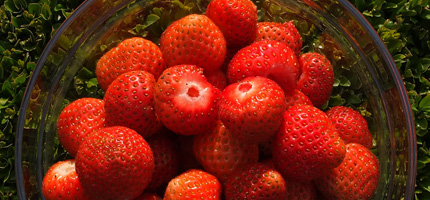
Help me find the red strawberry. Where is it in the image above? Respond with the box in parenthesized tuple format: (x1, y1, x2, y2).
(285, 89, 312, 109)
(154, 65, 219, 135)
(227, 40, 299, 94)
(297, 52, 334, 107)
(76, 126, 154, 200)
(218, 76, 286, 143)
(164, 169, 222, 200)
(42, 160, 91, 200)
(273, 105, 346, 182)
(160, 14, 226, 73)
(205, 69, 228, 90)
(104, 71, 162, 137)
(96, 37, 165, 90)
(224, 162, 287, 199)
(57, 98, 106, 157)
(206, 0, 258, 48)
(176, 135, 204, 172)
(133, 193, 162, 200)
(193, 120, 259, 182)
(325, 106, 373, 149)
(284, 180, 317, 200)
(315, 143, 380, 200)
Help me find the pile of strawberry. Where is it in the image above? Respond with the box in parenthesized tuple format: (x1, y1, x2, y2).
(42, 0, 380, 199)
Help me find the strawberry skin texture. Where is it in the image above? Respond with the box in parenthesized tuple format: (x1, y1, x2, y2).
(104, 71, 162, 137)
(273, 105, 346, 182)
(160, 14, 226, 73)
(285, 89, 312, 109)
(42, 160, 91, 200)
(96, 37, 165, 91)
(255, 21, 303, 56)
(205, 69, 228, 90)
(164, 169, 222, 200)
(193, 120, 259, 182)
(297, 52, 334, 108)
(206, 0, 258, 48)
(227, 40, 299, 94)
(76, 126, 154, 200)
(134, 193, 162, 200)
(218, 76, 286, 143)
(326, 106, 373, 149)
(315, 143, 380, 200)
(154, 65, 219, 135)
(57, 98, 106, 157)
(284, 180, 317, 200)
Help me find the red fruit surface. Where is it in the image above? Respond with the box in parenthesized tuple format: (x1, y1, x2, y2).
(315, 143, 380, 200)
(224, 162, 287, 199)
(218, 76, 286, 143)
(104, 71, 162, 137)
(285, 89, 312, 109)
(176, 135, 203, 172)
(255, 21, 302, 56)
(273, 105, 346, 182)
(284, 180, 317, 200)
(193, 120, 259, 182)
(96, 37, 165, 90)
(297, 52, 334, 107)
(227, 40, 299, 94)
(76, 126, 154, 200)
(205, 69, 228, 90)
(42, 160, 91, 200)
(57, 98, 106, 157)
(164, 169, 222, 200)
(154, 65, 219, 135)
(326, 106, 373, 149)
(160, 14, 226, 73)
(134, 193, 162, 200)
(206, 0, 258, 48)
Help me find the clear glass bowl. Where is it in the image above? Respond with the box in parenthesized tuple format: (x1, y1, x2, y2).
(16, 0, 417, 199)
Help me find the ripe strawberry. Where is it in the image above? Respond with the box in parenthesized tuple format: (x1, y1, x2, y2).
(104, 71, 162, 137)
(297, 52, 334, 108)
(325, 106, 373, 149)
(134, 193, 162, 200)
(57, 98, 106, 157)
(164, 169, 222, 200)
(154, 65, 219, 135)
(227, 40, 299, 94)
(160, 14, 226, 73)
(206, 0, 258, 48)
(96, 37, 165, 90)
(193, 120, 259, 182)
(224, 162, 287, 199)
(205, 69, 228, 90)
(76, 126, 154, 200)
(315, 143, 380, 200)
(176, 135, 204, 172)
(272, 105, 346, 182)
(284, 180, 317, 200)
(218, 76, 286, 143)
(42, 160, 91, 200)
(285, 89, 312, 109)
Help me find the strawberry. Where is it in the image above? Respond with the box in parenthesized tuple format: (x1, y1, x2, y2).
(254, 21, 302, 56)
(315, 143, 380, 200)
(104, 71, 162, 137)
(176, 135, 204, 172)
(285, 89, 312, 109)
(42, 160, 91, 200)
(227, 40, 299, 94)
(297, 52, 334, 108)
(134, 193, 162, 200)
(206, 0, 258, 48)
(76, 126, 154, 200)
(224, 162, 287, 199)
(164, 169, 222, 200)
(154, 65, 219, 135)
(284, 180, 317, 200)
(160, 14, 226, 73)
(272, 105, 346, 182)
(325, 106, 373, 149)
(96, 37, 165, 91)
(57, 98, 106, 157)
(218, 76, 286, 143)
(205, 69, 228, 90)
(193, 120, 259, 182)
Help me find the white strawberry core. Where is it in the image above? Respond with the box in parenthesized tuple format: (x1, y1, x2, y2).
(52, 160, 76, 177)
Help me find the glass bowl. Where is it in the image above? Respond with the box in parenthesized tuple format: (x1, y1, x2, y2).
(16, 0, 416, 199)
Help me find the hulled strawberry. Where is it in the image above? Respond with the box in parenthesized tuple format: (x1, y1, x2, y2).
(205, 69, 228, 90)
(297, 52, 334, 107)
(96, 37, 165, 90)
(315, 143, 380, 200)
(164, 169, 222, 200)
(285, 89, 312, 109)
(273, 105, 346, 182)
(227, 40, 299, 94)
(76, 126, 154, 200)
(57, 98, 106, 157)
(104, 71, 162, 137)
(326, 106, 373, 149)
(254, 21, 302, 56)
(154, 65, 219, 135)
(134, 193, 162, 200)
(160, 14, 226, 73)
(218, 76, 286, 143)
